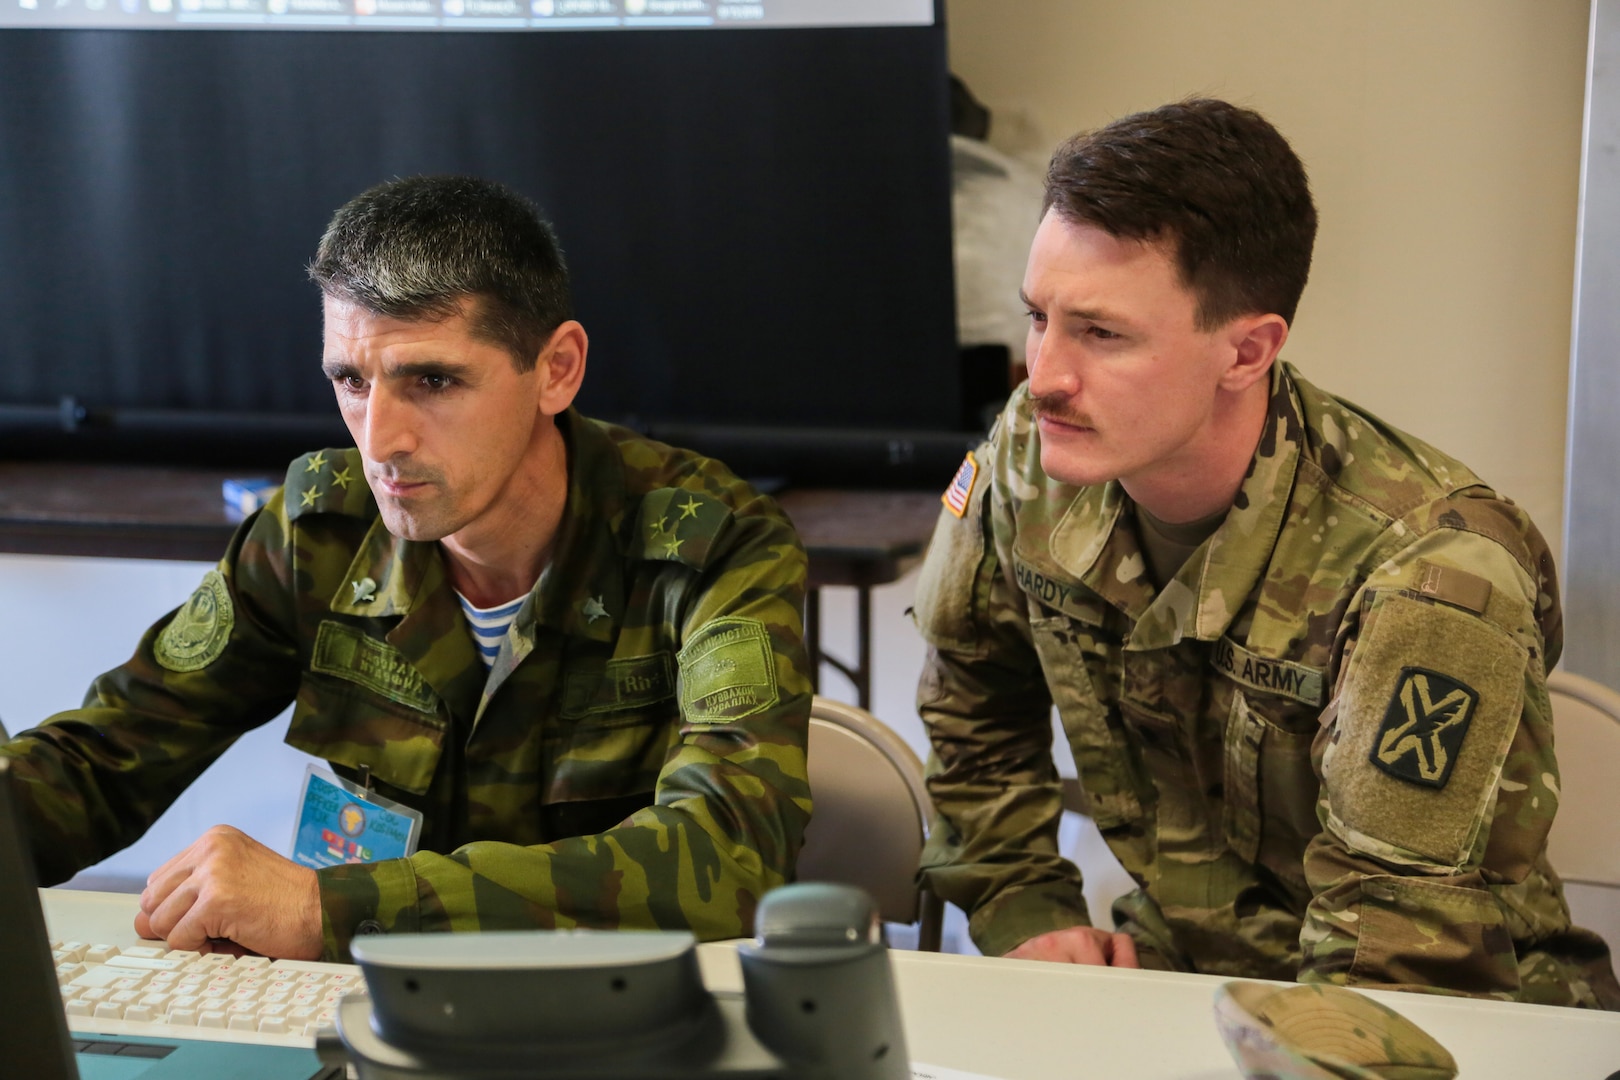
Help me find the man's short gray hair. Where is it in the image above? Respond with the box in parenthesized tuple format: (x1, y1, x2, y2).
(309, 175, 573, 372)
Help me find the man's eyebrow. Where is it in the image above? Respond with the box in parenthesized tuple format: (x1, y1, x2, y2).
(384, 358, 477, 381)
(1019, 290, 1126, 325)
(321, 360, 357, 380)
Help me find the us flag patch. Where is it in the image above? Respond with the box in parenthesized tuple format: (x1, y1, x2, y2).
(942, 452, 979, 518)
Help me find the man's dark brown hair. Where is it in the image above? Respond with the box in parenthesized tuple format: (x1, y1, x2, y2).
(1043, 98, 1317, 329)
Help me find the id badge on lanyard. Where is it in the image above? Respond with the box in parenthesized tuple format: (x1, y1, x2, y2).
(289, 764, 422, 870)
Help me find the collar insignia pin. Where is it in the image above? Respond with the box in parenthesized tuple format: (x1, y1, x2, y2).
(351, 577, 378, 604)
(582, 596, 607, 624)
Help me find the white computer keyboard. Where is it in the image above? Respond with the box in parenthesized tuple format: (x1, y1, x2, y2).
(52, 937, 362, 1049)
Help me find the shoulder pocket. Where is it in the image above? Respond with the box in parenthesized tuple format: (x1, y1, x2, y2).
(913, 462, 996, 655)
(1323, 589, 1527, 870)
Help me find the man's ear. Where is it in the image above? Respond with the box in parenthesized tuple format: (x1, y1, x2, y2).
(534, 320, 588, 416)
(1218, 313, 1289, 393)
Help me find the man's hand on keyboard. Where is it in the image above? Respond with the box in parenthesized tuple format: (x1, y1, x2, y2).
(133, 824, 323, 961)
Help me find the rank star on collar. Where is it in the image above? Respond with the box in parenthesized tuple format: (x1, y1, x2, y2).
(581, 596, 607, 623)
(330, 466, 354, 490)
(678, 496, 702, 520)
(305, 451, 328, 474)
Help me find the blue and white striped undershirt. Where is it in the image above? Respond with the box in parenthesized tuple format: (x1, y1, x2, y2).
(454, 591, 525, 669)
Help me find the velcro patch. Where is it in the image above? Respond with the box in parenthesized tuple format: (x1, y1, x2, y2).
(155, 570, 235, 673)
(1324, 588, 1526, 870)
(312, 621, 439, 716)
(1211, 636, 1325, 707)
(1412, 559, 1493, 615)
(678, 617, 779, 723)
(1370, 667, 1477, 789)
(942, 452, 978, 518)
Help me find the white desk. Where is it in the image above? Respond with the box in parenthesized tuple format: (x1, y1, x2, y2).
(43, 889, 1620, 1080)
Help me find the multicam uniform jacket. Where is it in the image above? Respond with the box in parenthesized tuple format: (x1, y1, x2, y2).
(915, 363, 1619, 1007)
(5, 410, 813, 961)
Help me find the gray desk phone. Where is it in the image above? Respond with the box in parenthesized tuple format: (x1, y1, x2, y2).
(317, 883, 908, 1080)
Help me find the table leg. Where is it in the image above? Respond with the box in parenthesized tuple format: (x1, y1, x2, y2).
(804, 583, 874, 711)
(855, 583, 872, 709)
(804, 588, 822, 692)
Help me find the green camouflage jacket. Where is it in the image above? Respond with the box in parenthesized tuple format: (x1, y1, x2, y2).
(5, 411, 813, 961)
(915, 363, 1618, 1008)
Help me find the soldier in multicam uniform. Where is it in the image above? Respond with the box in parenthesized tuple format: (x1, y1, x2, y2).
(914, 99, 1620, 1007)
(2, 176, 813, 962)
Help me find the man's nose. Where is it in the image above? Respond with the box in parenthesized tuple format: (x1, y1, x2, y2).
(359, 388, 418, 462)
(1025, 333, 1076, 400)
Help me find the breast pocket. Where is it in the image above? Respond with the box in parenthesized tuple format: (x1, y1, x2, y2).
(1028, 613, 1145, 833)
(542, 656, 680, 838)
(1222, 688, 1322, 892)
(284, 672, 447, 797)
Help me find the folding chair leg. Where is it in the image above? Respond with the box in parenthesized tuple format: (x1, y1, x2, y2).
(917, 890, 944, 953)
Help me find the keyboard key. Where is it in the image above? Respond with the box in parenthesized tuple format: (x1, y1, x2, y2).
(70, 967, 132, 990)
(104, 955, 185, 973)
(93, 1001, 125, 1019)
(167, 1007, 199, 1026)
(123, 1005, 155, 1023)
(197, 1009, 227, 1029)
(258, 1015, 290, 1035)
(83, 944, 121, 963)
(121, 945, 167, 960)
(64, 1000, 92, 1018)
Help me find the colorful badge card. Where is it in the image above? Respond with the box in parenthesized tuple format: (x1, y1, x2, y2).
(289, 764, 422, 870)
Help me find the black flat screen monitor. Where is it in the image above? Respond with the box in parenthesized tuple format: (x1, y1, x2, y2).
(0, 1, 959, 483)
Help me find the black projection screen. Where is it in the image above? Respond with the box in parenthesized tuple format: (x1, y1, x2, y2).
(0, 10, 957, 467)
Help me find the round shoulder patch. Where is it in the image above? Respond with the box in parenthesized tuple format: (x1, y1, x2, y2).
(155, 569, 236, 673)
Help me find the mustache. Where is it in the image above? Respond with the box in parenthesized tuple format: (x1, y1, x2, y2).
(368, 463, 442, 486)
(1029, 393, 1095, 430)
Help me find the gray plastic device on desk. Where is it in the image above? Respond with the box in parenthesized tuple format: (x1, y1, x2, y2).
(316, 882, 908, 1080)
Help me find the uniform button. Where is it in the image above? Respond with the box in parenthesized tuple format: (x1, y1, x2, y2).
(354, 920, 384, 936)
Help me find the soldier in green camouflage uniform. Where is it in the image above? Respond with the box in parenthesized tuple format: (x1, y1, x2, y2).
(914, 100, 1619, 1006)
(2, 177, 812, 962)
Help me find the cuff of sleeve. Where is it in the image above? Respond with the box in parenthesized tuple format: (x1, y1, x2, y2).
(316, 857, 421, 963)
(970, 881, 1092, 958)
